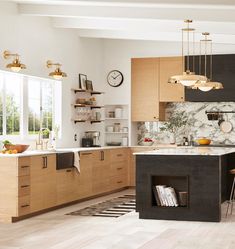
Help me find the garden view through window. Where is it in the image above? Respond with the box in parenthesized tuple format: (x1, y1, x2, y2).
(0, 70, 58, 138)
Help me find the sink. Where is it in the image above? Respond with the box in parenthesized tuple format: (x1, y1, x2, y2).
(56, 151, 74, 170)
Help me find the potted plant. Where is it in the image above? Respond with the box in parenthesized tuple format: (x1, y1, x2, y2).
(160, 111, 188, 144)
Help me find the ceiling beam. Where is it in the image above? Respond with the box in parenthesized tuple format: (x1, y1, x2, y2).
(76, 28, 235, 44)
(18, 3, 235, 22)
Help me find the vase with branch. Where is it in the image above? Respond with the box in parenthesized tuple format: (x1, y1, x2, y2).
(160, 111, 189, 144)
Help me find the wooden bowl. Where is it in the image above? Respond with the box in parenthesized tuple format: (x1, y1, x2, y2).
(4, 144, 30, 153)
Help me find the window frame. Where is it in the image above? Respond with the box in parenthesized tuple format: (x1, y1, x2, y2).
(0, 70, 60, 141)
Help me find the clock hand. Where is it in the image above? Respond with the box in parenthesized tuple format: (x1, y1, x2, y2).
(113, 74, 121, 79)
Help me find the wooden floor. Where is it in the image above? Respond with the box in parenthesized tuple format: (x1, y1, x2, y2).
(0, 189, 235, 249)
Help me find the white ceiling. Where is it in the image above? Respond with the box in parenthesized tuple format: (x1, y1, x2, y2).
(8, 0, 235, 44)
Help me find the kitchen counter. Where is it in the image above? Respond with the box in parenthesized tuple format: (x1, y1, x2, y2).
(0, 146, 129, 157)
(134, 146, 235, 156)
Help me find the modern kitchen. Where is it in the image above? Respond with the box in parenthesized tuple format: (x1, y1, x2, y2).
(1, 1, 235, 249)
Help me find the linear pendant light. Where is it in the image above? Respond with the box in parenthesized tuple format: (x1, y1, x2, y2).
(170, 20, 207, 87)
(191, 33, 223, 92)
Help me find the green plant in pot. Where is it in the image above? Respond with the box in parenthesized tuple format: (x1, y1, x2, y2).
(160, 111, 188, 144)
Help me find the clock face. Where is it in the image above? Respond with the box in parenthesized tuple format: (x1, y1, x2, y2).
(107, 70, 124, 87)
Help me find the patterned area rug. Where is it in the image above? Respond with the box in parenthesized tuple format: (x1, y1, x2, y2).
(66, 194, 136, 218)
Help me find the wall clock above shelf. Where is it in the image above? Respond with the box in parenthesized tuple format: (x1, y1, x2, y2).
(107, 70, 124, 87)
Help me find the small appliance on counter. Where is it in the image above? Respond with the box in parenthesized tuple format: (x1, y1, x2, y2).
(81, 137, 93, 147)
(83, 131, 101, 147)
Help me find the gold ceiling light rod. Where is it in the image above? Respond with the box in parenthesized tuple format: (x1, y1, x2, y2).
(192, 32, 223, 92)
(3, 50, 26, 72)
(46, 60, 67, 80)
(169, 20, 207, 87)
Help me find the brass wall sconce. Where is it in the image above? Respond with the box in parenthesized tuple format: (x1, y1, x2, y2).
(3, 50, 26, 72)
(46, 60, 67, 80)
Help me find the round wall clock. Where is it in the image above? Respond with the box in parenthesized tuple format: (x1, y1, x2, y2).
(107, 70, 124, 87)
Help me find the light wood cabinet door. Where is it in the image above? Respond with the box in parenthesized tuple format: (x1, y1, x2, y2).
(159, 56, 184, 102)
(56, 168, 78, 205)
(77, 151, 93, 198)
(30, 155, 56, 212)
(131, 58, 165, 121)
(92, 150, 111, 195)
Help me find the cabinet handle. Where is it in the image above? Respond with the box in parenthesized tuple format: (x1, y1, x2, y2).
(21, 204, 30, 208)
(117, 154, 123, 157)
(42, 156, 47, 169)
(117, 167, 123, 170)
(117, 181, 123, 184)
(100, 151, 104, 161)
(20, 185, 30, 188)
(81, 152, 92, 156)
(21, 165, 30, 169)
(66, 169, 72, 172)
(153, 116, 157, 119)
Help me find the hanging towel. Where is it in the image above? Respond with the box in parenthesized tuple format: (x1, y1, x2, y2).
(73, 149, 80, 173)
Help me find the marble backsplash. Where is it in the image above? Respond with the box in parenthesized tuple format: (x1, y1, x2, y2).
(137, 102, 235, 145)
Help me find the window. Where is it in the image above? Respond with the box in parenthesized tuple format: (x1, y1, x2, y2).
(28, 78, 54, 135)
(0, 73, 3, 135)
(5, 73, 22, 135)
(0, 70, 61, 139)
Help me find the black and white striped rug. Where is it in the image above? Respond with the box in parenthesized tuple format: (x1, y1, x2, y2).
(66, 194, 136, 218)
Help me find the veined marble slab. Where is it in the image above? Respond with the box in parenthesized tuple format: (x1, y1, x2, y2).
(134, 147, 235, 156)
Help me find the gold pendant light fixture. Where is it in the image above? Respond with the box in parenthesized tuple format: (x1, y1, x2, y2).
(46, 60, 67, 80)
(191, 32, 223, 92)
(170, 20, 207, 87)
(3, 50, 26, 72)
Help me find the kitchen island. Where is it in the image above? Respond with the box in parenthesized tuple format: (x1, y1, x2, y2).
(135, 147, 235, 222)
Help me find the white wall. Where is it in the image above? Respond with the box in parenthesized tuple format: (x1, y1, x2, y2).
(0, 2, 104, 148)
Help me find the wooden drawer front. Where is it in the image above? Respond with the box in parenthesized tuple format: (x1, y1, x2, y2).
(110, 174, 128, 190)
(111, 149, 128, 162)
(18, 196, 30, 216)
(18, 176, 30, 197)
(31, 154, 56, 175)
(110, 161, 128, 177)
(92, 150, 110, 163)
(18, 157, 31, 176)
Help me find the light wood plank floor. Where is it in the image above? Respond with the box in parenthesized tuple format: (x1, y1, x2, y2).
(0, 189, 235, 249)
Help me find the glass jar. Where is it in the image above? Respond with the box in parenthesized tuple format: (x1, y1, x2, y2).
(114, 123, 121, 132)
(108, 111, 115, 118)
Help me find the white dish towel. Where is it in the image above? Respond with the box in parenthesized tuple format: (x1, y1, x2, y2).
(73, 149, 80, 173)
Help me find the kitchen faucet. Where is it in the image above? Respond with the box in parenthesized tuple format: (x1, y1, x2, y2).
(36, 128, 49, 150)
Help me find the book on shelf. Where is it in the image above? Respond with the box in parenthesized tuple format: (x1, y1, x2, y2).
(153, 185, 179, 207)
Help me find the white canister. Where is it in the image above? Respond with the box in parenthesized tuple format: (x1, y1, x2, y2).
(106, 126, 114, 132)
(115, 108, 123, 118)
(122, 137, 128, 146)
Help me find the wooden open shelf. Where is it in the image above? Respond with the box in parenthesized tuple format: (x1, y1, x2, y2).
(73, 119, 104, 124)
(72, 88, 104, 95)
(73, 104, 104, 109)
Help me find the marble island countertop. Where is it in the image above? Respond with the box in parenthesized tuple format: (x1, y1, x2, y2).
(134, 147, 235, 156)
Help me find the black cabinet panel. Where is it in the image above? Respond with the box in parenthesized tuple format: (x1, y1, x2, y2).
(185, 54, 235, 102)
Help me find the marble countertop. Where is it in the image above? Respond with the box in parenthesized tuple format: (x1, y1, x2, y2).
(133, 147, 235, 156)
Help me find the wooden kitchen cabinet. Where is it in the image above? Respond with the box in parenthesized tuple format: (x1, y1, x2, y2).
(131, 58, 165, 122)
(159, 57, 184, 102)
(77, 151, 93, 198)
(131, 56, 184, 121)
(109, 148, 129, 190)
(30, 154, 57, 212)
(92, 150, 111, 195)
(56, 168, 78, 205)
